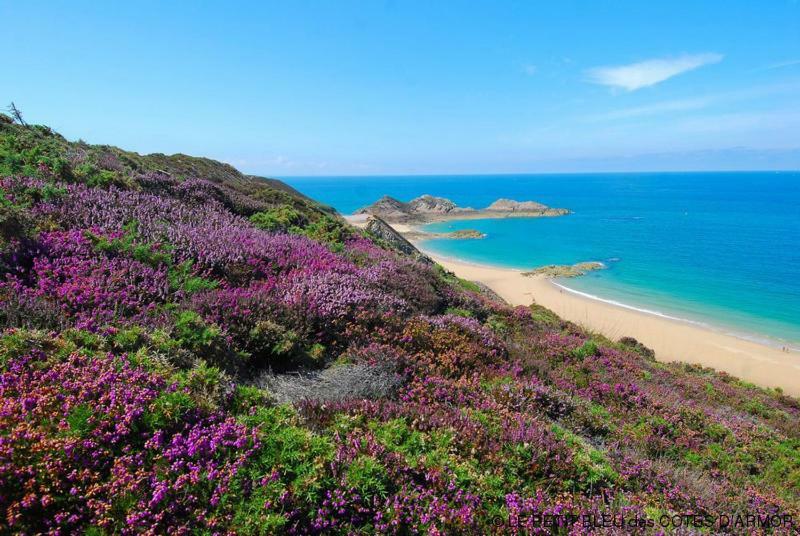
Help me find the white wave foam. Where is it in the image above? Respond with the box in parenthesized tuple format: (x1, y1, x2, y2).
(552, 281, 800, 351)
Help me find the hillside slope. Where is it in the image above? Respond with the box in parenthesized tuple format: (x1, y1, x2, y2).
(1, 115, 798, 534)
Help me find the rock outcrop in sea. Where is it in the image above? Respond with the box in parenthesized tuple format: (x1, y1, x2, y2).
(485, 198, 549, 212)
(355, 194, 569, 223)
(523, 261, 605, 278)
(447, 229, 486, 239)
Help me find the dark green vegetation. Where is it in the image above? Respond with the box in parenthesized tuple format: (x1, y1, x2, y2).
(1, 114, 798, 534)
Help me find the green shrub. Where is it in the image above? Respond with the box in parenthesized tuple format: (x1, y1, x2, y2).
(229, 406, 336, 533)
(174, 311, 221, 353)
(247, 320, 300, 366)
(551, 423, 619, 491)
(91, 220, 172, 267)
(179, 360, 230, 411)
(305, 343, 326, 362)
(66, 403, 94, 437)
(0, 202, 33, 246)
(168, 260, 219, 294)
(742, 399, 774, 419)
(572, 340, 599, 361)
(455, 278, 482, 293)
(529, 303, 561, 327)
(111, 326, 146, 352)
(230, 385, 270, 415)
(249, 205, 305, 231)
(346, 455, 390, 499)
(444, 306, 474, 318)
(486, 314, 509, 335)
(296, 215, 352, 250)
(62, 328, 106, 353)
(142, 391, 196, 430)
(0, 130, 71, 179)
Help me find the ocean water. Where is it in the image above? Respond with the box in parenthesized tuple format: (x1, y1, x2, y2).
(283, 173, 800, 348)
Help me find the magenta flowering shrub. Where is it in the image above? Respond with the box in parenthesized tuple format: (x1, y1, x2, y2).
(388, 314, 507, 377)
(278, 269, 408, 325)
(2, 175, 418, 358)
(33, 180, 362, 280)
(0, 348, 258, 534)
(2, 229, 169, 330)
(359, 258, 444, 314)
(122, 415, 259, 533)
(135, 170, 178, 192)
(189, 281, 280, 333)
(2, 117, 799, 534)
(174, 177, 231, 206)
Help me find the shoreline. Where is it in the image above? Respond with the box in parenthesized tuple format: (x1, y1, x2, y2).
(419, 247, 800, 396)
(428, 246, 797, 349)
(547, 280, 800, 352)
(345, 213, 800, 396)
(411, 218, 800, 350)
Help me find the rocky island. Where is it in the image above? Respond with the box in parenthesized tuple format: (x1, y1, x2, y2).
(355, 194, 569, 224)
(523, 261, 606, 278)
(447, 229, 486, 239)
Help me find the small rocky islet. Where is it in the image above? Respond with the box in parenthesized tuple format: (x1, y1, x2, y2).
(523, 261, 606, 278)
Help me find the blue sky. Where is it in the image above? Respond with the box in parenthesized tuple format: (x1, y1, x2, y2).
(2, 1, 800, 175)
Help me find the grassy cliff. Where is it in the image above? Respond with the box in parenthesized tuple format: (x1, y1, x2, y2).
(1, 115, 798, 534)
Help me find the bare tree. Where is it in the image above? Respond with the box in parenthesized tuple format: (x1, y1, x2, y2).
(7, 102, 27, 126)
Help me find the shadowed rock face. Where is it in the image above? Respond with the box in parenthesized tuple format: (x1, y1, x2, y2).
(406, 194, 465, 214)
(364, 216, 433, 264)
(361, 195, 410, 220)
(356, 194, 569, 223)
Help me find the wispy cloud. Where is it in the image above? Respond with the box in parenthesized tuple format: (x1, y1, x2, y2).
(587, 53, 723, 91)
(521, 63, 538, 76)
(586, 81, 800, 122)
(586, 97, 712, 121)
(764, 59, 800, 70)
(672, 109, 800, 137)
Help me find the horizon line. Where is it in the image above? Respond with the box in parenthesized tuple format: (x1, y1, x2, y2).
(272, 168, 800, 179)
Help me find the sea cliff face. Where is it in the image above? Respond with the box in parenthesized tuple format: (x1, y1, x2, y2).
(1, 114, 798, 533)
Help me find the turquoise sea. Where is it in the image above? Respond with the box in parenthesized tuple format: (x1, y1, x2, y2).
(284, 173, 800, 348)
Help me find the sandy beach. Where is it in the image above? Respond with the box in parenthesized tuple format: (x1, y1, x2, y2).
(427, 253, 800, 397)
(344, 214, 800, 395)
